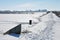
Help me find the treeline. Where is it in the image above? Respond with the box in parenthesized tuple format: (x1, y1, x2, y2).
(0, 11, 24, 14)
(52, 11, 60, 17)
(0, 9, 47, 14)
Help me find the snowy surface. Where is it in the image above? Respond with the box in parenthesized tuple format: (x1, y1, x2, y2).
(0, 12, 60, 40)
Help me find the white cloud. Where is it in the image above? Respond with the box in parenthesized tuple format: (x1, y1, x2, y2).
(14, 3, 38, 10)
(0, 3, 38, 11)
(0, 2, 60, 11)
(17, 3, 34, 8)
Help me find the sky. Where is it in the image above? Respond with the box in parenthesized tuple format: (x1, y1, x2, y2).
(0, 0, 60, 11)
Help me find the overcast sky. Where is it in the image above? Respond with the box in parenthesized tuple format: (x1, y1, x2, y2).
(0, 0, 60, 11)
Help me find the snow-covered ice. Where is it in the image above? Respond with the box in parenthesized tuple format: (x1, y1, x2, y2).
(0, 12, 60, 40)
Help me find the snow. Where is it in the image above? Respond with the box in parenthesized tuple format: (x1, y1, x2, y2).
(0, 12, 60, 40)
(28, 22, 47, 34)
(53, 22, 60, 40)
(24, 12, 60, 40)
(0, 24, 18, 33)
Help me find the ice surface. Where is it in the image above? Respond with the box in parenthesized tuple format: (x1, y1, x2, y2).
(0, 12, 60, 40)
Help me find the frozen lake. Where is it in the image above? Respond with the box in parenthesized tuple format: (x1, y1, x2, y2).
(0, 12, 60, 40)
